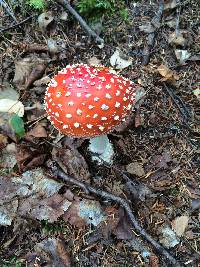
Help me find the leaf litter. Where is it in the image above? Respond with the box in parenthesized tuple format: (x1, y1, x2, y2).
(0, 0, 199, 266)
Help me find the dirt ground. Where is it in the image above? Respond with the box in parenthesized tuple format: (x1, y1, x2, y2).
(0, 0, 199, 266)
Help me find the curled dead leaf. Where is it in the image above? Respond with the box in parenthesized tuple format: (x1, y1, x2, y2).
(157, 64, 179, 81)
(110, 49, 132, 69)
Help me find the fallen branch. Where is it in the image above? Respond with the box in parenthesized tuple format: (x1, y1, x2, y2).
(56, 0, 104, 46)
(55, 168, 182, 267)
(142, 0, 164, 65)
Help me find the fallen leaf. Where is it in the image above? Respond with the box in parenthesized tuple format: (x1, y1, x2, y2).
(52, 145, 90, 181)
(157, 64, 179, 81)
(27, 124, 47, 138)
(175, 49, 191, 63)
(87, 56, 101, 66)
(0, 200, 18, 226)
(63, 198, 107, 228)
(171, 215, 189, 237)
(0, 143, 17, 171)
(0, 134, 8, 150)
(139, 22, 155, 33)
(0, 84, 19, 100)
(168, 31, 188, 46)
(0, 113, 25, 142)
(0, 99, 24, 117)
(114, 208, 133, 240)
(18, 193, 71, 222)
(159, 226, 179, 248)
(110, 49, 132, 69)
(126, 162, 145, 177)
(33, 75, 51, 86)
(13, 56, 48, 89)
(164, 0, 178, 11)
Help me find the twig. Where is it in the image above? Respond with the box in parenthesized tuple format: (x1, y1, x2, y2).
(0, 0, 18, 24)
(142, 0, 164, 65)
(56, 0, 104, 46)
(163, 83, 191, 122)
(0, 15, 34, 34)
(55, 168, 182, 267)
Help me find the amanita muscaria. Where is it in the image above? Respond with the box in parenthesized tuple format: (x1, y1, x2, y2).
(44, 64, 137, 163)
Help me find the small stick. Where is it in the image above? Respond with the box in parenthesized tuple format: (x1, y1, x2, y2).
(56, 168, 182, 267)
(142, 0, 164, 65)
(0, 15, 34, 34)
(56, 0, 104, 46)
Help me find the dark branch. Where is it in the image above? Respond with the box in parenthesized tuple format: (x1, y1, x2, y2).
(56, 168, 182, 267)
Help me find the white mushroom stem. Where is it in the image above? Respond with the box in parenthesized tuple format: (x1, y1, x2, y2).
(88, 135, 114, 165)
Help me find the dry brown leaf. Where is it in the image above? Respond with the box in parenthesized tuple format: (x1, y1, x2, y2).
(126, 162, 145, 177)
(157, 64, 179, 81)
(52, 146, 90, 181)
(27, 124, 47, 138)
(29, 238, 71, 267)
(164, 0, 178, 11)
(171, 215, 189, 237)
(168, 31, 187, 46)
(13, 57, 47, 89)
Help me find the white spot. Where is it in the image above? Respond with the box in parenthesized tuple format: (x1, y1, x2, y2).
(59, 68, 68, 74)
(119, 85, 123, 89)
(63, 125, 68, 129)
(91, 82, 95, 85)
(48, 109, 51, 112)
(88, 105, 94, 109)
(99, 77, 106, 81)
(99, 126, 105, 131)
(114, 115, 120, 120)
(47, 93, 51, 97)
(86, 115, 90, 118)
(68, 101, 74, 106)
(126, 89, 130, 93)
(122, 80, 127, 85)
(71, 76, 76, 81)
(105, 93, 112, 99)
(115, 102, 121, 108)
(47, 116, 51, 120)
(55, 112, 59, 117)
(63, 80, 66, 84)
(85, 93, 91, 98)
(101, 117, 107, 121)
(77, 93, 82, 97)
(57, 104, 62, 108)
(123, 97, 128, 101)
(117, 79, 122, 84)
(106, 84, 111, 89)
(110, 78, 115, 83)
(50, 79, 58, 87)
(77, 83, 82, 88)
(49, 98, 52, 103)
(87, 124, 93, 129)
(127, 104, 132, 110)
(74, 122, 80, 128)
(116, 90, 120, 96)
(96, 85, 102, 90)
(93, 114, 98, 118)
(87, 80, 91, 84)
(76, 109, 82, 115)
(65, 92, 71, 96)
(101, 104, 109, 110)
(66, 114, 72, 118)
(94, 97, 100, 102)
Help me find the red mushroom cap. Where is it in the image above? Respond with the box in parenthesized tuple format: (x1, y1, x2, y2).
(44, 64, 136, 138)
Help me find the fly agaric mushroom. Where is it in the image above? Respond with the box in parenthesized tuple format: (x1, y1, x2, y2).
(44, 64, 136, 164)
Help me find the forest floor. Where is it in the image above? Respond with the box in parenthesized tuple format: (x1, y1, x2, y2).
(0, 0, 199, 266)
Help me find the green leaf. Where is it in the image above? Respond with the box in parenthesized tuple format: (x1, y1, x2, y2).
(9, 114, 25, 138)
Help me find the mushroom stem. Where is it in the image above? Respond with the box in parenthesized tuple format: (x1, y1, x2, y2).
(88, 135, 114, 164)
